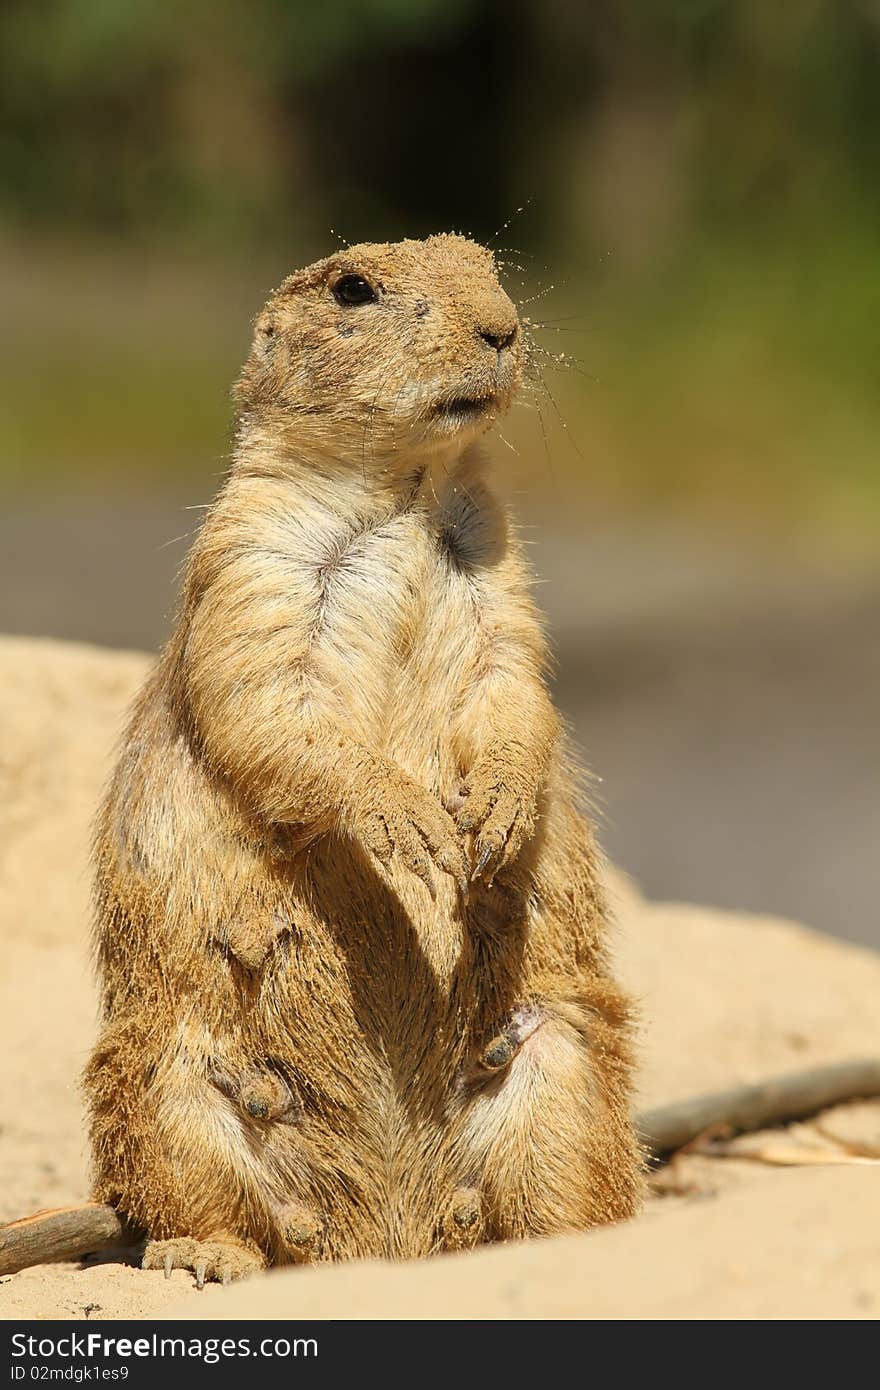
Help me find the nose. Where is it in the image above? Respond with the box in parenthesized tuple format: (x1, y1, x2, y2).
(478, 323, 518, 353)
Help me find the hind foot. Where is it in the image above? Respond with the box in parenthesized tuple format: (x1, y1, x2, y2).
(442, 1187, 484, 1250)
(471, 1004, 545, 1078)
(274, 1201, 326, 1262)
(142, 1236, 264, 1288)
(210, 1060, 302, 1124)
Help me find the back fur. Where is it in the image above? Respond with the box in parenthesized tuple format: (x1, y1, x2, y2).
(84, 234, 642, 1280)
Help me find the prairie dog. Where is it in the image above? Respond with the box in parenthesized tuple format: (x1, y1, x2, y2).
(84, 234, 642, 1284)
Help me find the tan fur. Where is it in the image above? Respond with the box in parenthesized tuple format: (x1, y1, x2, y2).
(83, 233, 643, 1282)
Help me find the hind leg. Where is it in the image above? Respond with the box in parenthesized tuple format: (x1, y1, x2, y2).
(449, 985, 643, 1242)
(84, 1020, 295, 1283)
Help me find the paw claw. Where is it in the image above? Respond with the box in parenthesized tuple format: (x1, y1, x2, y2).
(143, 1237, 263, 1288)
(459, 761, 537, 883)
(472, 843, 494, 881)
(357, 773, 466, 894)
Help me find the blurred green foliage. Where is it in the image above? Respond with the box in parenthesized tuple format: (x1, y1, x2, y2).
(1, 0, 878, 541)
(0, 0, 474, 239)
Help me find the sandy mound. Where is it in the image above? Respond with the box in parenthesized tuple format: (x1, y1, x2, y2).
(172, 1167, 878, 1321)
(1, 637, 877, 1321)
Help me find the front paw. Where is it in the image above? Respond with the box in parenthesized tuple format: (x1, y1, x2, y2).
(352, 773, 469, 897)
(220, 909, 290, 972)
(456, 760, 538, 884)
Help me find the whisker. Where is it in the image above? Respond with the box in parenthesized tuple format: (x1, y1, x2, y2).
(156, 531, 196, 552)
(528, 343, 595, 380)
(525, 322, 595, 335)
(437, 455, 479, 513)
(361, 360, 397, 481)
(517, 280, 565, 308)
(534, 369, 585, 463)
(376, 374, 413, 480)
(529, 340, 588, 364)
(536, 398, 551, 467)
(489, 199, 532, 245)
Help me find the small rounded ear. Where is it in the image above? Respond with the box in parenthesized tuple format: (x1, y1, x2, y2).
(233, 315, 281, 407)
(255, 315, 278, 351)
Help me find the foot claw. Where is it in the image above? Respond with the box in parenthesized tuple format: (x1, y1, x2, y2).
(143, 1237, 263, 1288)
(472, 843, 494, 881)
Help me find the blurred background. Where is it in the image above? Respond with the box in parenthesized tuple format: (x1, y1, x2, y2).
(1, 0, 877, 945)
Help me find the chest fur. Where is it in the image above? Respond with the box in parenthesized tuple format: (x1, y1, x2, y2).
(309, 500, 495, 756)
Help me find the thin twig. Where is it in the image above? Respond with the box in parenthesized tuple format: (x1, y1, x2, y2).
(637, 1058, 880, 1158)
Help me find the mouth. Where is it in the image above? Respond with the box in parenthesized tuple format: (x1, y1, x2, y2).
(429, 393, 497, 426)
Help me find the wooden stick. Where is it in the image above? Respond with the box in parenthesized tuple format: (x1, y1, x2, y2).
(2, 1059, 879, 1275)
(0, 1204, 125, 1276)
(637, 1057, 880, 1157)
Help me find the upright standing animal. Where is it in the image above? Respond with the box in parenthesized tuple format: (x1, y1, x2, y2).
(84, 234, 642, 1285)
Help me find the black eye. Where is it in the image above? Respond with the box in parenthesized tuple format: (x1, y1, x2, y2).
(332, 274, 377, 307)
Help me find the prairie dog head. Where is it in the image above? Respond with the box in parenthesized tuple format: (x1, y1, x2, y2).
(235, 233, 523, 468)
